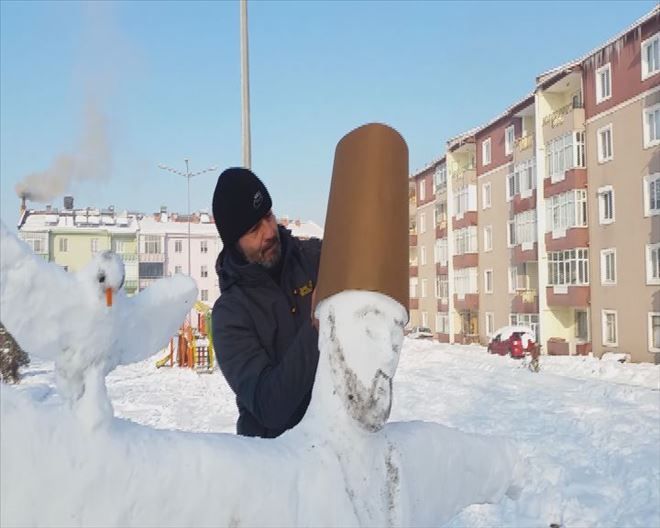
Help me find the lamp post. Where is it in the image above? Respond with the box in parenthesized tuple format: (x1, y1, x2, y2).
(158, 160, 217, 277)
(240, 0, 251, 168)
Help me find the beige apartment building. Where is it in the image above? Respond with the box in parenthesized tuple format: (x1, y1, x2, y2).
(409, 6, 659, 363)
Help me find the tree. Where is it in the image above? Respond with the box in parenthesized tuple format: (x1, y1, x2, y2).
(0, 322, 30, 384)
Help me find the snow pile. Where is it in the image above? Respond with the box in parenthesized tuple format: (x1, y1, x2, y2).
(493, 325, 536, 348)
(0, 222, 519, 527)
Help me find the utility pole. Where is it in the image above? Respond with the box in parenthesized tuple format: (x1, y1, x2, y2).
(158, 160, 217, 277)
(240, 0, 252, 168)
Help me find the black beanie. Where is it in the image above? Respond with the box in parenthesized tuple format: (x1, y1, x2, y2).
(212, 167, 273, 246)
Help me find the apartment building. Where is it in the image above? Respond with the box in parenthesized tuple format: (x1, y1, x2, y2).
(409, 6, 659, 362)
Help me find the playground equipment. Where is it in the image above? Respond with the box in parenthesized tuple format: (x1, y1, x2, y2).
(156, 301, 215, 373)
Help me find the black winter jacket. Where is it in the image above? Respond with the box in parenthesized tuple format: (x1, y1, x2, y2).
(212, 226, 321, 438)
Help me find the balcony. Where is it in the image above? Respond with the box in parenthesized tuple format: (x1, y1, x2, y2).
(512, 290, 539, 313)
(409, 266, 418, 278)
(436, 262, 448, 275)
(454, 293, 479, 311)
(512, 191, 537, 215)
(512, 243, 538, 264)
(435, 220, 447, 239)
(124, 279, 139, 292)
(546, 285, 590, 307)
(437, 298, 449, 312)
(139, 252, 165, 263)
(409, 233, 417, 246)
(453, 253, 478, 269)
(409, 298, 419, 310)
(545, 228, 589, 252)
(544, 168, 587, 198)
(575, 342, 592, 356)
(542, 101, 585, 142)
(452, 212, 478, 230)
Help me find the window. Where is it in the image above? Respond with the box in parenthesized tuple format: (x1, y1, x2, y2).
(200, 240, 208, 253)
(644, 174, 660, 217)
(174, 265, 183, 274)
(201, 289, 209, 302)
(453, 226, 478, 255)
(91, 238, 99, 253)
(545, 132, 585, 183)
(113, 240, 124, 254)
(175, 240, 183, 253)
(421, 279, 428, 298)
(597, 124, 613, 163)
(595, 63, 611, 103)
(508, 158, 536, 200)
(435, 275, 448, 300)
(602, 310, 618, 347)
(575, 310, 589, 341)
(434, 238, 448, 265)
(513, 209, 537, 248)
(144, 236, 161, 254)
(485, 312, 495, 337)
(505, 126, 515, 156)
(548, 248, 590, 286)
(25, 238, 43, 253)
(435, 202, 447, 227)
(410, 278, 418, 298)
(139, 262, 164, 279)
(642, 33, 660, 80)
(484, 269, 493, 294)
(600, 249, 616, 285)
(201, 265, 208, 278)
(598, 187, 615, 224)
(482, 138, 492, 166)
(436, 313, 449, 334)
(483, 225, 493, 252)
(419, 213, 426, 234)
(420, 246, 427, 266)
(508, 266, 518, 294)
(454, 185, 477, 217)
(643, 104, 660, 148)
(409, 246, 418, 266)
(647, 243, 660, 285)
(546, 189, 588, 234)
(59, 238, 68, 252)
(434, 164, 447, 192)
(454, 268, 478, 298)
(421, 311, 429, 327)
(507, 220, 516, 248)
(419, 180, 426, 202)
(482, 182, 492, 209)
(649, 313, 660, 353)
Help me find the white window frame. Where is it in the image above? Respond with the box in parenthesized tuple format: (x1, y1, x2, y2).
(483, 225, 493, 252)
(602, 310, 618, 347)
(434, 238, 448, 266)
(419, 180, 426, 202)
(484, 269, 494, 294)
(485, 312, 495, 337)
(595, 63, 612, 104)
(641, 33, 660, 81)
(201, 265, 208, 278)
(546, 189, 588, 235)
(421, 278, 428, 298)
(597, 124, 613, 163)
(507, 220, 516, 248)
(548, 248, 590, 286)
(436, 313, 449, 334)
(200, 240, 208, 253)
(643, 104, 660, 149)
(113, 239, 124, 254)
(59, 238, 68, 253)
(647, 243, 660, 285)
(174, 240, 183, 253)
(505, 125, 515, 156)
(482, 182, 492, 209)
(419, 213, 426, 234)
(201, 289, 209, 302)
(597, 186, 615, 225)
(91, 238, 99, 253)
(575, 309, 590, 342)
(482, 137, 492, 166)
(508, 266, 518, 294)
(420, 246, 427, 266)
(421, 311, 429, 327)
(644, 173, 660, 217)
(649, 312, 660, 353)
(545, 132, 584, 183)
(409, 278, 418, 298)
(174, 265, 183, 274)
(600, 248, 617, 286)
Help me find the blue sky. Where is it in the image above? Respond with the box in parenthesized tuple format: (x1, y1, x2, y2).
(1, 0, 655, 230)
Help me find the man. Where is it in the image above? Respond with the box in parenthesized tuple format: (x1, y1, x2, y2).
(211, 167, 321, 438)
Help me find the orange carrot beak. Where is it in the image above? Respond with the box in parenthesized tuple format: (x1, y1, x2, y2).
(105, 287, 113, 307)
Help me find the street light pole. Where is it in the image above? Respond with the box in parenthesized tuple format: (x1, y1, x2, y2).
(158, 160, 217, 278)
(240, 0, 251, 168)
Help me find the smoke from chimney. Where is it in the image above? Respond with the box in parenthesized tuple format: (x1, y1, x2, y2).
(14, 100, 112, 203)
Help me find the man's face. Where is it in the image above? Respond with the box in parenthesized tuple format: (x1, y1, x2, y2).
(317, 291, 407, 432)
(237, 210, 281, 268)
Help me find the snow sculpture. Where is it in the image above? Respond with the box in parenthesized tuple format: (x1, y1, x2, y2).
(0, 222, 197, 428)
(0, 125, 519, 527)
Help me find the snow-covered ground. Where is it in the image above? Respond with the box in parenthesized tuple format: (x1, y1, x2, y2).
(12, 340, 660, 528)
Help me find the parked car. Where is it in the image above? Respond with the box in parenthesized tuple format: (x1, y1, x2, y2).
(488, 325, 537, 359)
(408, 326, 434, 340)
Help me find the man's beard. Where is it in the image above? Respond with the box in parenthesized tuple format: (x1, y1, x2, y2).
(242, 232, 282, 269)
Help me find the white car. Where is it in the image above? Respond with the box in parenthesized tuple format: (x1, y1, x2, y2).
(408, 326, 434, 339)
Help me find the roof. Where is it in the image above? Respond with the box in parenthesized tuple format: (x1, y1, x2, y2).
(410, 155, 446, 180)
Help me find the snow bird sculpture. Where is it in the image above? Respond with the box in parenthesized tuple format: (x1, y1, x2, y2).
(0, 221, 197, 429)
(0, 125, 520, 528)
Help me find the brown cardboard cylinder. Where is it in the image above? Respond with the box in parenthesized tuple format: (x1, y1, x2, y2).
(315, 123, 409, 317)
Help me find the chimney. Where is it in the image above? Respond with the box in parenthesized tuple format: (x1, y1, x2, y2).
(19, 196, 26, 217)
(64, 196, 74, 210)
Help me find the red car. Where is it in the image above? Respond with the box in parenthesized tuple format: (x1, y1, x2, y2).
(487, 326, 537, 359)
